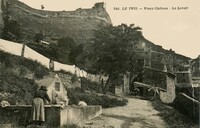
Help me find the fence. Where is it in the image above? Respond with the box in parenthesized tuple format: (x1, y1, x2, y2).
(0, 39, 107, 82)
(0, 39, 23, 56)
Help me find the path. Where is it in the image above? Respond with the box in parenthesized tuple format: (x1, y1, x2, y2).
(83, 98, 168, 128)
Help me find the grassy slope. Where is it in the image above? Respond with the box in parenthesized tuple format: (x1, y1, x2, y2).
(152, 99, 198, 128)
(0, 50, 49, 105)
(0, 50, 128, 108)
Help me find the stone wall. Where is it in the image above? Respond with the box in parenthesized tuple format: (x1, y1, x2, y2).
(8, 0, 111, 22)
(0, 105, 60, 127)
(0, 105, 102, 127)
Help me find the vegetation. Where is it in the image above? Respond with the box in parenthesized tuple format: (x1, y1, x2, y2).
(1, 1, 21, 41)
(67, 87, 128, 108)
(0, 50, 50, 105)
(173, 93, 199, 123)
(27, 36, 83, 65)
(0, 68, 37, 105)
(0, 50, 49, 79)
(81, 77, 104, 93)
(34, 32, 44, 43)
(152, 99, 198, 128)
(88, 24, 142, 93)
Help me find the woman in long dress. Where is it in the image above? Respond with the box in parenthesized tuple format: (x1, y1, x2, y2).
(32, 86, 51, 125)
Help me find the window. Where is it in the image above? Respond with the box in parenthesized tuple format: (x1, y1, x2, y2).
(55, 82, 60, 91)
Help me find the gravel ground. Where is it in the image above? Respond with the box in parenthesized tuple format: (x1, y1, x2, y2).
(82, 98, 168, 128)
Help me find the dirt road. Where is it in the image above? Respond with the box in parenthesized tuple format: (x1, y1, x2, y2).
(83, 98, 168, 128)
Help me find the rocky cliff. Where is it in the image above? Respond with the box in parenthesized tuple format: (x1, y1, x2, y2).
(0, 0, 112, 44)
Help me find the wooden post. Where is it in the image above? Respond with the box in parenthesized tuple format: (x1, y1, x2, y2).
(21, 43, 25, 57)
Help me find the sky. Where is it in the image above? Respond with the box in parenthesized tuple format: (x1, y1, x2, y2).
(19, 0, 200, 59)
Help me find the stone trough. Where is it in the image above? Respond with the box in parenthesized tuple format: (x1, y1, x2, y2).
(0, 105, 102, 127)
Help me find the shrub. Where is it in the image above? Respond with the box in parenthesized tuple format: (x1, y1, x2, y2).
(173, 93, 199, 123)
(81, 77, 104, 93)
(0, 51, 13, 68)
(0, 50, 49, 79)
(34, 65, 49, 79)
(67, 87, 128, 108)
(71, 74, 78, 83)
(0, 74, 37, 105)
(152, 99, 198, 128)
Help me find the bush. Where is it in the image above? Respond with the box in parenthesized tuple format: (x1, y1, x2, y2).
(0, 74, 37, 105)
(0, 50, 49, 79)
(81, 77, 104, 93)
(34, 65, 49, 79)
(0, 50, 13, 68)
(71, 74, 78, 83)
(152, 99, 198, 128)
(173, 93, 199, 123)
(67, 87, 128, 108)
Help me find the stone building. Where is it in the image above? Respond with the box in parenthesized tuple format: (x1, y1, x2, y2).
(192, 55, 200, 77)
(36, 74, 69, 105)
(123, 36, 191, 98)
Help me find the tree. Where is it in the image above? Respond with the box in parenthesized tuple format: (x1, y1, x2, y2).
(69, 44, 83, 64)
(2, 19, 21, 41)
(54, 37, 76, 63)
(90, 24, 143, 93)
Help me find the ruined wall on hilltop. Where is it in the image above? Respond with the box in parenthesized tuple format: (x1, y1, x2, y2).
(9, 0, 111, 23)
(0, 0, 112, 44)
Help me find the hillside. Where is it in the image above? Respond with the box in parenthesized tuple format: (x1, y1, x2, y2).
(0, 50, 80, 105)
(0, 49, 128, 109)
(0, 0, 198, 74)
(0, 50, 49, 105)
(0, 0, 112, 44)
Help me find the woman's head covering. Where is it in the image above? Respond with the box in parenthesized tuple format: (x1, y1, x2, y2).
(40, 86, 47, 91)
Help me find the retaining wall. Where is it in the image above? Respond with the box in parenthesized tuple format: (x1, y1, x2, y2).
(0, 105, 102, 127)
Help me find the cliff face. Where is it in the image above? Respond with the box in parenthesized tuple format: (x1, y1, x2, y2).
(0, 0, 112, 44)
(1, 0, 199, 75)
(0, 0, 4, 34)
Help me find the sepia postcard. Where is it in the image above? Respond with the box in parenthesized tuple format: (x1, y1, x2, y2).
(0, 0, 199, 128)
